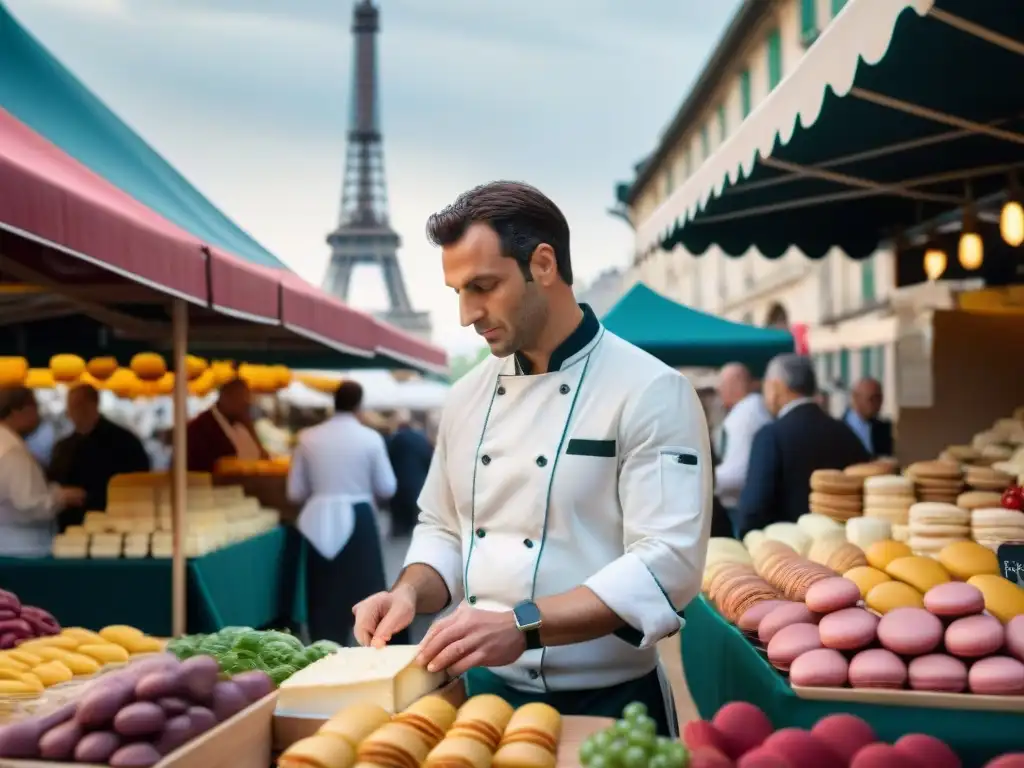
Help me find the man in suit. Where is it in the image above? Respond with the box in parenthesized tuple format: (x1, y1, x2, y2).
(734, 354, 870, 537)
(185, 378, 267, 473)
(386, 411, 434, 540)
(844, 377, 894, 459)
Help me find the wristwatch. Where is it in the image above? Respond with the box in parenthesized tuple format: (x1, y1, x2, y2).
(513, 600, 543, 650)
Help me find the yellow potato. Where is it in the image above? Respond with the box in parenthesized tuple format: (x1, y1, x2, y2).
(0, 679, 40, 696)
(6, 650, 43, 666)
(77, 643, 129, 664)
(32, 661, 73, 687)
(99, 626, 143, 648)
(19, 635, 78, 651)
(0, 655, 28, 672)
(55, 652, 101, 676)
(0, 670, 42, 692)
(125, 636, 164, 655)
(24, 647, 71, 663)
(61, 627, 105, 644)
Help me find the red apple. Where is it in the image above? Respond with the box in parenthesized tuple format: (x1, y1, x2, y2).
(1001, 486, 1024, 511)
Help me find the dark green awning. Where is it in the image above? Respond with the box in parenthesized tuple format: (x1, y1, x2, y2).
(601, 283, 793, 374)
(637, 0, 1024, 260)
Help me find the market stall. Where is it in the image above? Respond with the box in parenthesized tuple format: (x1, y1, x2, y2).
(601, 283, 794, 374)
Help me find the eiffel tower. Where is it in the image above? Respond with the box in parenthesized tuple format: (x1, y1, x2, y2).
(322, 0, 431, 338)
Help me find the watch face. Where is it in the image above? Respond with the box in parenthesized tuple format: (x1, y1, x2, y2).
(514, 601, 542, 630)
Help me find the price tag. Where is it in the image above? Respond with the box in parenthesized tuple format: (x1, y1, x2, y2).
(997, 542, 1024, 586)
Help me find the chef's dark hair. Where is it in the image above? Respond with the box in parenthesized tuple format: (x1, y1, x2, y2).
(334, 381, 364, 413)
(425, 181, 573, 285)
(0, 386, 35, 420)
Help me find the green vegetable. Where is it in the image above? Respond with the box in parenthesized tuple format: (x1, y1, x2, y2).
(268, 664, 299, 687)
(260, 631, 303, 652)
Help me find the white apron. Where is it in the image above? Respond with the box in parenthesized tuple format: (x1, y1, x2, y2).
(210, 407, 262, 462)
(297, 493, 371, 560)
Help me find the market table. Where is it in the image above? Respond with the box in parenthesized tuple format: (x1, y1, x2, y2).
(0, 527, 295, 637)
(681, 595, 1022, 767)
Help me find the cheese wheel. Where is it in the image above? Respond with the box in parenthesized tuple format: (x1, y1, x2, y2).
(846, 518, 892, 551)
(967, 575, 1024, 624)
(884, 556, 951, 594)
(866, 581, 924, 614)
(865, 540, 912, 571)
(844, 566, 892, 598)
(938, 541, 1000, 580)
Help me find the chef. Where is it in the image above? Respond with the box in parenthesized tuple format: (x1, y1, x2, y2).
(353, 181, 712, 736)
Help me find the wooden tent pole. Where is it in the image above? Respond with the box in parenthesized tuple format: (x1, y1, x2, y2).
(171, 299, 189, 637)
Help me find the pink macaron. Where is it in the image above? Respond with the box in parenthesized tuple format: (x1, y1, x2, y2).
(818, 607, 879, 651)
(908, 654, 968, 693)
(767, 623, 823, 672)
(739, 600, 792, 634)
(849, 649, 907, 690)
(923, 582, 985, 618)
(1006, 615, 1024, 663)
(759, 603, 819, 644)
(877, 607, 944, 656)
(789, 648, 849, 688)
(945, 614, 1005, 658)
(969, 656, 1024, 695)
(806, 577, 862, 614)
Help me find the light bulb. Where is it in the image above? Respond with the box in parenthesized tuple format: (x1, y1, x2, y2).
(1001, 200, 1024, 247)
(958, 232, 984, 270)
(923, 248, 947, 281)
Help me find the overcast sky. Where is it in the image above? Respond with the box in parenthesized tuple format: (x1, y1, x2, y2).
(6, 0, 739, 354)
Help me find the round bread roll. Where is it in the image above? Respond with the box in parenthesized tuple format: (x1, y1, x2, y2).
(844, 566, 891, 598)
(848, 648, 907, 690)
(789, 648, 849, 688)
(907, 654, 968, 693)
(877, 607, 943, 656)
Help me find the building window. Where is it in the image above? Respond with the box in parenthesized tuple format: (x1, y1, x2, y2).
(839, 349, 851, 387)
(740, 69, 752, 118)
(861, 258, 876, 304)
(767, 29, 783, 90)
(701, 125, 710, 160)
(800, 0, 818, 44)
(832, 0, 848, 15)
(664, 166, 674, 198)
(718, 104, 727, 141)
(860, 347, 873, 379)
(875, 344, 886, 383)
(824, 352, 835, 385)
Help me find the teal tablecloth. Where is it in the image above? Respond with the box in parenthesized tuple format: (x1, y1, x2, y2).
(0, 527, 298, 637)
(681, 596, 1024, 767)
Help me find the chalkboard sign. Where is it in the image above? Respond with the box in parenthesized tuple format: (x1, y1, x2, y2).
(997, 542, 1024, 587)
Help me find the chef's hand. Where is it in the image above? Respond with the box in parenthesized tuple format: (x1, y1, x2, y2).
(416, 603, 526, 676)
(353, 585, 417, 648)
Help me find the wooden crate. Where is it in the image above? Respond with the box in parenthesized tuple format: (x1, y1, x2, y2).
(5, 692, 276, 768)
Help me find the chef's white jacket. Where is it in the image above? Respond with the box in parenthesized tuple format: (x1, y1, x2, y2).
(0, 424, 62, 557)
(404, 321, 712, 692)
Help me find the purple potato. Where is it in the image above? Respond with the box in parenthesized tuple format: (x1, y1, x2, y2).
(113, 701, 166, 737)
(185, 706, 216, 737)
(0, 619, 32, 638)
(39, 720, 83, 760)
(230, 670, 273, 703)
(210, 680, 247, 722)
(123, 653, 181, 681)
(157, 696, 190, 716)
(110, 741, 161, 767)
(0, 589, 21, 613)
(37, 703, 75, 732)
(0, 719, 42, 758)
(0, 633, 17, 649)
(154, 714, 193, 755)
(76, 677, 136, 728)
(135, 668, 184, 701)
(180, 655, 219, 703)
(75, 731, 122, 763)
(0, 609, 17, 622)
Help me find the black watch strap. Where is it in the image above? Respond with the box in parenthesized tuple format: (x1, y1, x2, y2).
(524, 628, 542, 651)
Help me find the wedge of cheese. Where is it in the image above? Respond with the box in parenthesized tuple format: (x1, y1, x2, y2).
(276, 645, 446, 717)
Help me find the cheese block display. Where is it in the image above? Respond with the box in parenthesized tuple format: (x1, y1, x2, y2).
(167, 627, 337, 686)
(276, 645, 447, 717)
(0, 654, 273, 764)
(809, 470, 863, 522)
(578, 701, 687, 768)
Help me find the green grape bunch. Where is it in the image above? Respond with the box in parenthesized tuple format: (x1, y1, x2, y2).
(579, 702, 689, 768)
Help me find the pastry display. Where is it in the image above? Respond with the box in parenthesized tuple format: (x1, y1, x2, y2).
(966, 465, 1015, 493)
(971, 507, 1024, 552)
(907, 503, 970, 557)
(809, 470, 863, 522)
(905, 461, 965, 505)
(862, 475, 915, 526)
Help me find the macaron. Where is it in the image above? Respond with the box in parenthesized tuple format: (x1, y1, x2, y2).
(968, 656, 1024, 695)
(945, 614, 1005, 658)
(877, 607, 944, 655)
(907, 654, 968, 693)
(884, 556, 951, 594)
(848, 649, 907, 690)
(767, 623, 823, 672)
(758, 603, 819, 644)
(805, 577, 861, 614)
(738, 600, 792, 633)
(818, 608, 879, 651)
(1007, 615, 1024, 662)
(789, 648, 849, 688)
(865, 540, 912, 571)
(866, 580, 925, 614)
(923, 582, 986, 618)
(844, 566, 892, 599)
(938, 540, 1000, 580)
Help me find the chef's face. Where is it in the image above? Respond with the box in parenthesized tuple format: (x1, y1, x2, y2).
(443, 222, 549, 357)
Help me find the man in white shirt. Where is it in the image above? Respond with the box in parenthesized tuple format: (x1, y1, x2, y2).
(714, 363, 771, 512)
(287, 380, 398, 646)
(0, 388, 84, 557)
(353, 181, 712, 735)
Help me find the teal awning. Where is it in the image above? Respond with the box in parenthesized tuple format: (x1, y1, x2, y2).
(601, 283, 794, 373)
(636, 0, 1024, 260)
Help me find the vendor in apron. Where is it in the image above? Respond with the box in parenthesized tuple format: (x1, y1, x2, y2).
(353, 182, 713, 736)
(185, 378, 267, 473)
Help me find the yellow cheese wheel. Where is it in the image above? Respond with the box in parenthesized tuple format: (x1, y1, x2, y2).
(938, 541, 1000, 580)
(885, 556, 951, 593)
(866, 580, 925, 614)
(865, 540, 913, 571)
(967, 574, 1024, 623)
(844, 566, 892, 598)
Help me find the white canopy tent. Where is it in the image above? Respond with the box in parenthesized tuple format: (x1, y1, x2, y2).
(279, 369, 451, 412)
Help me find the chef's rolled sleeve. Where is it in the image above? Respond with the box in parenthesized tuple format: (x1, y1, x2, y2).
(403, 423, 465, 606)
(584, 371, 713, 649)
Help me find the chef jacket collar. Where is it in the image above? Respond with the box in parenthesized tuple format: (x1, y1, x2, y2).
(514, 303, 600, 375)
